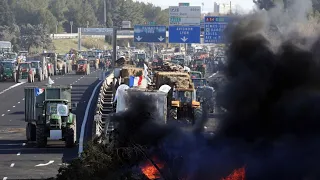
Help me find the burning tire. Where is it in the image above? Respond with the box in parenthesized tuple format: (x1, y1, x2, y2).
(36, 125, 47, 148)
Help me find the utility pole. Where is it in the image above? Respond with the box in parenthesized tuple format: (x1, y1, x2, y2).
(56, 21, 58, 34)
(70, 21, 73, 33)
(230, 1, 232, 14)
(112, 27, 117, 96)
(104, 0, 107, 25)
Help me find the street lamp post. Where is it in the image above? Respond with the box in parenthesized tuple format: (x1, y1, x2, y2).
(70, 21, 73, 33)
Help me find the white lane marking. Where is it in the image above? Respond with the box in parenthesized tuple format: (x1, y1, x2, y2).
(22, 143, 26, 146)
(10, 163, 15, 167)
(0, 82, 26, 95)
(208, 72, 217, 78)
(35, 160, 54, 167)
(12, 106, 15, 108)
(22, 98, 25, 100)
(1, 114, 4, 116)
(3, 177, 7, 180)
(79, 80, 103, 156)
(18, 102, 20, 104)
(7, 110, 10, 112)
(17, 152, 21, 156)
(0, 143, 22, 146)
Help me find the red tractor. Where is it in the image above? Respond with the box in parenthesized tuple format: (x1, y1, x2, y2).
(76, 59, 90, 75)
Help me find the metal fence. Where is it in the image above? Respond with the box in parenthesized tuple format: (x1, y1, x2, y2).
(93, 72, 114, 137)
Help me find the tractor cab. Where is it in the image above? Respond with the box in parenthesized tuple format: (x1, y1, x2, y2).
(170, 88, 201, 123)
(44, 100, 70, 130)
(171, 58, 185, 66)
(16, 62, 35, 83)
(0, 61, 16, 81)
(192, 78, 207, 88)
(190, 71, 203, 79)
(191, 59, 206, 74)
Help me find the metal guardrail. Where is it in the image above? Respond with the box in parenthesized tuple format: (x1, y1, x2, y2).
(93, 71, 114, 137)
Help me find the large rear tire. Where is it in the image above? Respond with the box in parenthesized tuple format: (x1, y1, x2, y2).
(12, 73, 16, 82)
(28, 74, 32, 83)
(193, 108, 203, 126)
(65, 120, 76, 148)
(26, 123, 36, 141)
(36, 125, 47, 148)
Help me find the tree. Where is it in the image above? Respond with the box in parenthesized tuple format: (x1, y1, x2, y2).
(0, 0, 14, 26)
(253, 0, 275, 10)
(37, 9, 58, 33)
(49, 0, 68, 22)
(20, 24, 52, 52)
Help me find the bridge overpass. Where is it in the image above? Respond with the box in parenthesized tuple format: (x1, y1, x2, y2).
(50, 31, 205, 40)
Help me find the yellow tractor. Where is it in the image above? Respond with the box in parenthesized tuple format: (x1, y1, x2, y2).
(154, 71, 202, 125)
(170, 88, 202, 124)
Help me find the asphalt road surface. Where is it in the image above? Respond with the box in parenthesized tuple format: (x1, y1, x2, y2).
(0, 68, 103, 179)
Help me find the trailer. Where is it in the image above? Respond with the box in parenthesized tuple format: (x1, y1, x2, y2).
(116, 88, 168, 124)
(101, 88, 168, 138)
(24, 85, 77, 148)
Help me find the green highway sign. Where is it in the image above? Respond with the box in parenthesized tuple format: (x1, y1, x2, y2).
(179, 3, 190, 6)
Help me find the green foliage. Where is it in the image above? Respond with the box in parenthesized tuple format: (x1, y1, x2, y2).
(55, 136, 148, 180)
(0, 0, 172, 52)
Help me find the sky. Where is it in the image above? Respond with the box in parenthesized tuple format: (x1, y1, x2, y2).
(136, 0, 256, 12)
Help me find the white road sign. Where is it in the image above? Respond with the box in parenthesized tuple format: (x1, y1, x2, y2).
(169, 17, 200, 26)
(169, 6, 201, 26)
(81, 28, 113, 35)
(169, 6, 201, 18)
(122, 21, 131, 28)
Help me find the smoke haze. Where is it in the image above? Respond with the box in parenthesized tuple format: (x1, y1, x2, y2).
(110, 0, 320, 179)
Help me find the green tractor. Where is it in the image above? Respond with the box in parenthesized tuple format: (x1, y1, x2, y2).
(24, 85, 77, 148)
(0, 61, 16, 82)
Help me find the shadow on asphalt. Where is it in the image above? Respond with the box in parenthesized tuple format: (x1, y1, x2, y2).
(10, 111, 24, 115)
(62, 78, 101, 163)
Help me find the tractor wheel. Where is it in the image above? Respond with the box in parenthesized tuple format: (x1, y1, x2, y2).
(193, 108, 203, 126)
(13, 73, 16, 82)
(15, 73, 19, 83)
(28, 74, 32, 83)
(36, 125, 47, 148)
(169, 107, 178, 120)
(65, 121, 76, 148)
(26, 123, 36, 141)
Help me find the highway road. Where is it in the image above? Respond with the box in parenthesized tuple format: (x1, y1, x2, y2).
(0, 68, 103, 179)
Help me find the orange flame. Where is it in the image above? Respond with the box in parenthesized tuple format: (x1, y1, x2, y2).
(140, 160, 164, 180)
(221, 167, 246, 180)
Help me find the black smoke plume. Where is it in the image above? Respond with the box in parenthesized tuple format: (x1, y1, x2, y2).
(56, 5, 320, 180)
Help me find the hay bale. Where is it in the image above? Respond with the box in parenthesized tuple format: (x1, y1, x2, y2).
(156, 72, 193, 89)
(121, 66, 143, 78)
